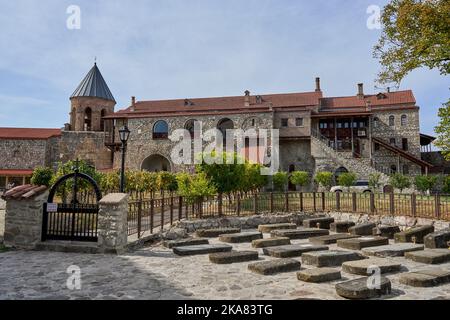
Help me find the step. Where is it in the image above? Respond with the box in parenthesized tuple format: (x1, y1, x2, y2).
(372, 225, 401, 239)
(218, 232, 263, 243)
(302, 250, 366, 267)
(330, 221, 355, 233)
(399, 268, 450, 287)
(252, 237, 291, 248)
(263, 244, 329, 258)
(361, 243, 424, 257)
(173, 244, 233, 256)
(257, 223, 297, 233)
(209, 251, 259, 264)
(309, 234, 360, 245)
(337, 237, 389, 250)
(335, 277, 392, 300)
(394, 225, 435, 244)
(405, 249, 450, 264)
(303, 217, 335, 229)
(349, 223, 377, 236)
(195, 228, 241, 238)
(248, 258, 301, 275)
(297, 268, 341, 283)
(424, 228, 450, 249)
(35, 241, 100, 254)
(342, 258, 402, 276)
(163, 238, 209, 249)
(270, 228, 329, 240)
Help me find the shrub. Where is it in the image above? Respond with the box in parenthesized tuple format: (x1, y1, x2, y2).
(443, 176, 450, 194)
(389, 173, 411, 193)
(177, 172, 217, 203)
(290, 171, 310, 190)
(314, 171, 333, 191)
(337, 172, 358, 192)
(368, 173, 382, 191)
(414, 175, 438, 194)
(157, 172, 178, 193)
(31, 167, 54, 187)
(273, 172, 289, 192)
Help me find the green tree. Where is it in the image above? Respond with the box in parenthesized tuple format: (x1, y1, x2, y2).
(157, 172, 178, 194)
(273, 172, 288, 192)
(290, 171, 310, 191)
(177, 172, 217, 203)
(368, 173, 382, 191)
(240, 163, 268, 193)
(374, 0, 450, 85)
(31, 167, 54, 187)
(389, 173, 411, 193)
(443, 175, 450, 194)
(314, 172, 333, 191)
(414, 175, 438, 194)
(337, 172, 358, 192)
(435, 100, 450, 160)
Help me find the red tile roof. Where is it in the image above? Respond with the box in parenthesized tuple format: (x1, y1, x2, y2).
(1, 184, 48, 200)
(0, 128, 62, 140)
(320, 90, 416, 109)
(0, 169, 33, 176)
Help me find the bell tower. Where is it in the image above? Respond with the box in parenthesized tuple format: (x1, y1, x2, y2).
(69, 63, 116, 132)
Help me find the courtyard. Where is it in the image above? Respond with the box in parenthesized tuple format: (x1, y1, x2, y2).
(0, 226, 449, 300)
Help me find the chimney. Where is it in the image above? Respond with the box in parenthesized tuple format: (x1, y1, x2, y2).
(315, 77, 321, 92)
(357, 83, 364, 99)
(131, 96, 136, 111)
(244, 90, 250, 107)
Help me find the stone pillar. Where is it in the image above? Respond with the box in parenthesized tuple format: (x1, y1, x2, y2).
(3, 189, 48, 249)
(98, 193, 128, 254)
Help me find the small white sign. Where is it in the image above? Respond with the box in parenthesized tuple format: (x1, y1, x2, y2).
(47, 203, 58, 213)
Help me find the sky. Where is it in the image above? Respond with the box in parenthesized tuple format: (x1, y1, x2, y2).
(0, 0, 448, 137)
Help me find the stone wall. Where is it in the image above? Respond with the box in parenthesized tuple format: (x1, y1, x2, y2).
(0, 139, 49, 170)
(3, 191, 48, 249)
(59, 131, 113, 170)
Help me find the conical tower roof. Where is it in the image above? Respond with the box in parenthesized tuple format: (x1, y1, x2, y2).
(71, 63, 116, 102)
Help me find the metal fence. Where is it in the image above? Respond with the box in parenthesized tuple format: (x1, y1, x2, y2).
(127, 192, 450, 238)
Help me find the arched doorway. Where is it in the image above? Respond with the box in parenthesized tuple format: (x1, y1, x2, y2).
(335, 167, 348, 184)
(141, 154, 171, 172)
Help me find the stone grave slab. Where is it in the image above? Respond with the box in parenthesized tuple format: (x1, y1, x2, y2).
(309, 234, 360, 245)
(372, 225, 401, 239)
(394, 225, 435, 244)
(348, 223, 377, 236)
(362, 243, 424, 257)
(405, 249, 450, 264)
(270, 228, 329, 240)
(399, 268, 450, 287)
(248, 258, 301, 275)
(163, 238, 209, 249)
(195, 228, 241, 238)
(257, 223, 297, 233)
(424, 228, 450, 249)
(209, 251, 259, 264)
(335, 277, 391, 300)
(219, 232, 263, 243)
(297, 268, 341, 283)
(263, 244, 329, 258)
(302, 250, 366, 267)
(173, 244, 233, 256)
(337, 236, 389, 250)
(252, 237, 291, 248)
(330, 221, 355, 233)
(342, 258, 402, 275)
(303, 217, 334, 229)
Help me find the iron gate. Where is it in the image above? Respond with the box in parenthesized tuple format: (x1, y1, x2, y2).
(41, 166, 102, 242)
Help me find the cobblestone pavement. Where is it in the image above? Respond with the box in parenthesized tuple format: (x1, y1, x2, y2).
(0, 230, 449, 300)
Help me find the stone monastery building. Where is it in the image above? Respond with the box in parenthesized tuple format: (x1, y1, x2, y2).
(0, 63, 442, 190)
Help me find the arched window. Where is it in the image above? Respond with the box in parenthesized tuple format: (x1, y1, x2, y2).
(184, 119, 197, 139)
(217, 118, 234, 145)
(390, 165, 397, 174)
(389, 115, 395, 127)
(401, 115, 407, 126)
(100, 109, 106, 131)
(153, 120, 169, 139)
(84, 107, 92, 131)
(373, 117, 380, 128)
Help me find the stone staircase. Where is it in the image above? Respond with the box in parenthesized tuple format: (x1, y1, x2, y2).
(311, 133, 390, 184)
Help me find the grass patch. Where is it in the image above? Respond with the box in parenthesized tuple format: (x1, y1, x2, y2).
(0, 244, 8, 253)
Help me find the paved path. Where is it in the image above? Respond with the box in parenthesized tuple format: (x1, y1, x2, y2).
(0, 210, 4, 239)
(1, 231, 449, 300)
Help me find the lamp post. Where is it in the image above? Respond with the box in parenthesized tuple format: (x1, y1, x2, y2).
(119, 126, 130, 193)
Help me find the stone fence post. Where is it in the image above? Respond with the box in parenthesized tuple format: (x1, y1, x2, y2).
(98, 193, 128, 254)
(1, 185, 48, 249)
